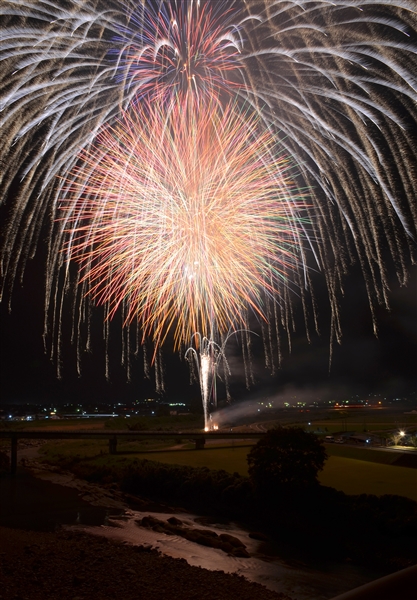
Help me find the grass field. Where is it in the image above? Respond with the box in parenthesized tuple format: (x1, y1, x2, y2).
(325, 444, 402, 464)
(127, 445, 416, 501)
(37, 438, 417, 501)
(130, 444, 253, 475)
(318, 456, 416, 501)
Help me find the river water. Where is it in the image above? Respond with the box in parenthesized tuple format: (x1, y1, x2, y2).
(0, 467, 384, 600)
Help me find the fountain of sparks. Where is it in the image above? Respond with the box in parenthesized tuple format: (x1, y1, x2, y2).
(185, 335, 224, 431)
(185, 331, 255, 431)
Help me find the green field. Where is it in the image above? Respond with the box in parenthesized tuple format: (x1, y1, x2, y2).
(131, 444, 253, 475)
(128, 444, 416, 501)
(319, 456, 416, 501)
(37, 438, 417, 501)
(325, 443, 402, 464)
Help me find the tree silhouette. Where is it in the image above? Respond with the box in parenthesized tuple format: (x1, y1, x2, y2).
(247, 426, 327, 495)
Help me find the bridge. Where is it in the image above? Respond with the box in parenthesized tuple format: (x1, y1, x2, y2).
(0, 429, 266, 475)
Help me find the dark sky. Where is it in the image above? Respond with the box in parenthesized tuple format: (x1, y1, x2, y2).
(1, 243, 415, 406)
(1, 1, 416, 408)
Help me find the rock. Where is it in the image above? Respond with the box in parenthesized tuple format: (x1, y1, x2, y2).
(230, 547, 251, 558)
(151, 525, 169, 534)
(248, 532, 269, 541)
(219, 533, 246, 548)
(167, 516, 183, 526)
(182, 530, 201, 543)
(219, 542, 235, 553)
(192, 528, 218, 538)
(139, 515, 161, 528)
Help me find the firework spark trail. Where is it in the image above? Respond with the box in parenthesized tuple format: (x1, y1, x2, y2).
(1, 0, 417, 378)
(186, 336, 218, 431)
(60, 101, 307, 350)
(185, 332, 242, 430)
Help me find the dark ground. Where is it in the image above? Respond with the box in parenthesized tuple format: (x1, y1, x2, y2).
(0, 526, 292, 600)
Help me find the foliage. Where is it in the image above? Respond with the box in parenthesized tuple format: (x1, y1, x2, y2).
(348, 493, 417, 537)
(122, 460, 252, 515)
(63, 457, 252, 516)
(247, 426, 327, 495)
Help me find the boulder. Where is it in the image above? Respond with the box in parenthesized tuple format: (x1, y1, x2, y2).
(219, 533, 245, 548)
(167, 517, 183, 526)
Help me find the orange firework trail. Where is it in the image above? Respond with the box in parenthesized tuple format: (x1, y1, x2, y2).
(61, 102, 308, 350)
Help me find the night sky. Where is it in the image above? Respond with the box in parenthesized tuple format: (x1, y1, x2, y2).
(1, 242, 415, 406)
(1, 1, 416, 408)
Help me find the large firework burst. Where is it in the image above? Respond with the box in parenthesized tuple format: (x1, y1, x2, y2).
(61, 102, 306, 349)
(1, 0, 416, 381)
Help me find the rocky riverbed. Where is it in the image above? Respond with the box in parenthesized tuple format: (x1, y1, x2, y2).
(1, 441, 292, 599)
(0, 526, 290, 600)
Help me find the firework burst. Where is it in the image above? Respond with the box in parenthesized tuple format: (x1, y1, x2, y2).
(1, 1, 416, 382)
(112, 0, 245, 109)
(61, 102, 307, 350)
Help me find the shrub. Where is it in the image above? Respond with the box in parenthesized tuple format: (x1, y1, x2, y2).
(247, 426, 327, 497)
